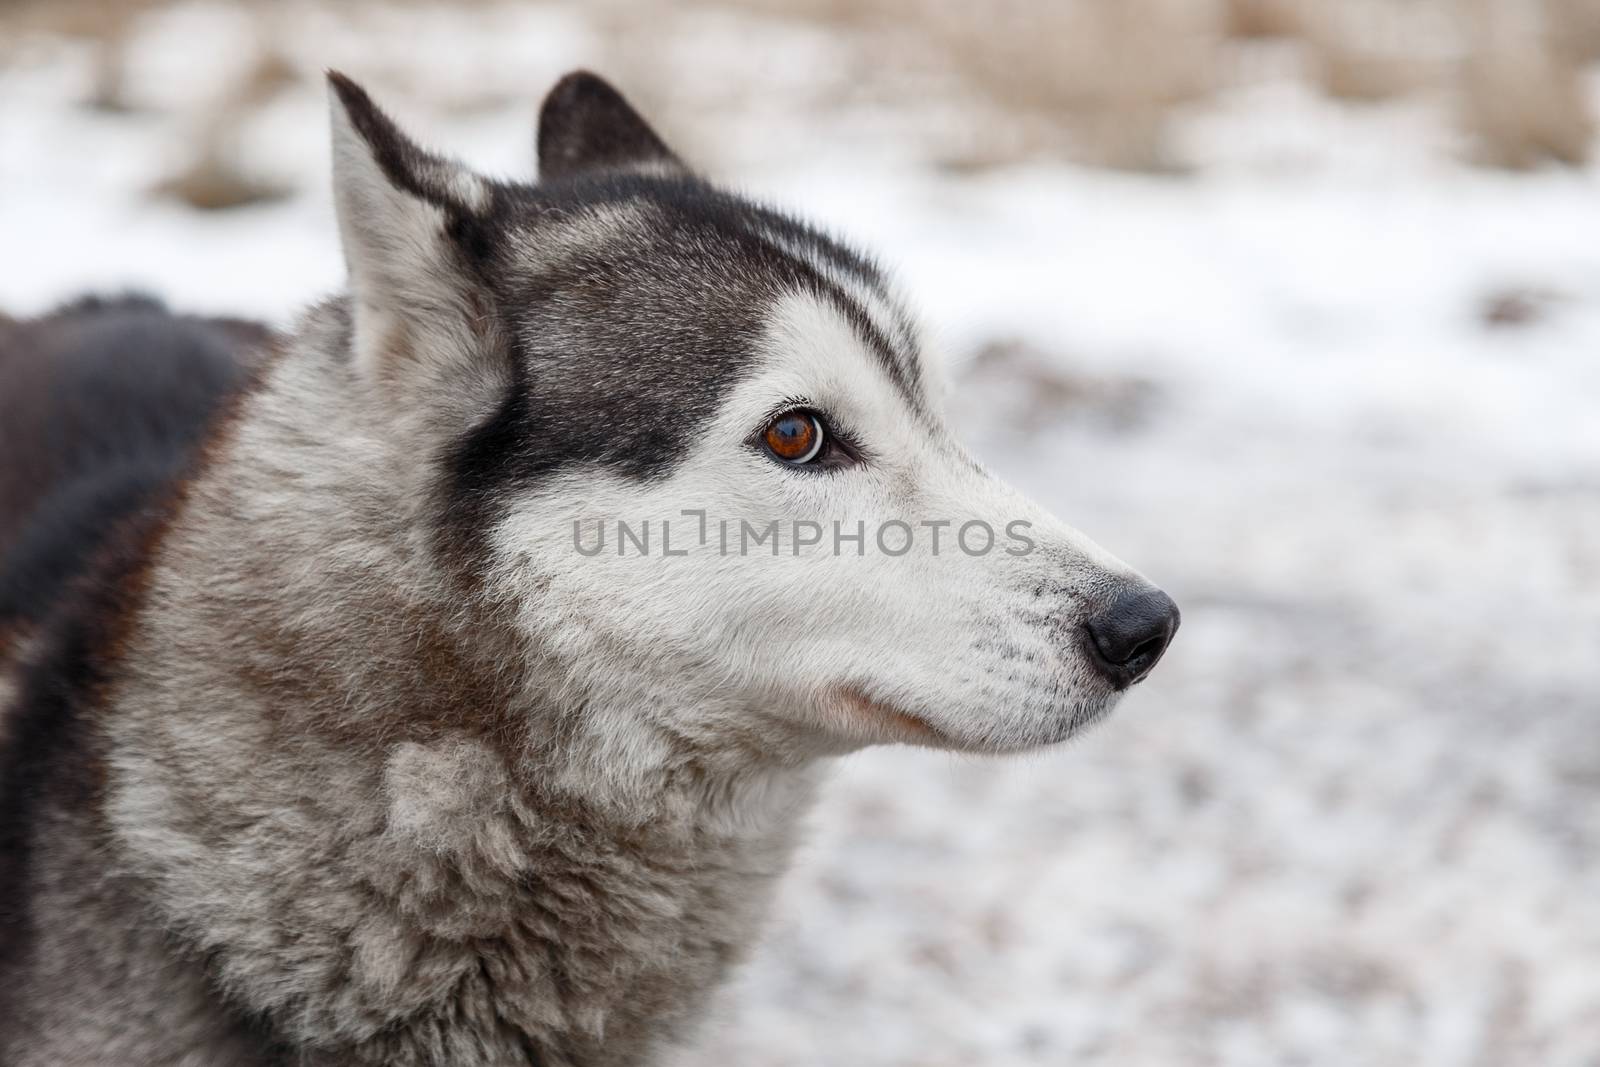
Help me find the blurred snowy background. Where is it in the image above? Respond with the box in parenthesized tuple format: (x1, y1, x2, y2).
(3, 1, 1599, 1063)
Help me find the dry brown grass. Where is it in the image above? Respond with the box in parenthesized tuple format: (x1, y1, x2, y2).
(1459, 43, 1594, 168)
(5, 0, 1598, 174)
(1546, 0, 1600, 62)
(1310, 38, 1428, 104)
(919, 0, 1223, 171)
(0, 0, 154, 37)
(714, 0, 1224, 170)
(151, 151, 293, 211)
(766, 0, 1599, 171)
(1449, 0, 1596, 169)
(1306, 26, 1439, 103)
(1222, 0, 1307, 40)
(957, 338, 1158, 435)
(0, 0, 156, 110)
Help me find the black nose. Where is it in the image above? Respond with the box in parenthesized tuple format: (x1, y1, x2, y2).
(1084, 585, 1180, 689)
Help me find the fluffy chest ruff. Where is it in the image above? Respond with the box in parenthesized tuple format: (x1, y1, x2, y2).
(106, 726, 815, 1066)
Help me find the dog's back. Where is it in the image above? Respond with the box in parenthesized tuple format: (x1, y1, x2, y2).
(0, 295, 268, 640)
(0, 297, 277, 1063)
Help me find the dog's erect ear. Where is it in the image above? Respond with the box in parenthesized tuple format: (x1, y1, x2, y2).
(537, 71, 684, 181)
(327, 73, 505, 423)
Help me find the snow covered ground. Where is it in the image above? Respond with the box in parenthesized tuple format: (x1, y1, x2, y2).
(3, 5, 1598, 1065)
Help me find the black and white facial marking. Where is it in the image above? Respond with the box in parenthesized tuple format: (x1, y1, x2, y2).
(327, 70, 1177, 762)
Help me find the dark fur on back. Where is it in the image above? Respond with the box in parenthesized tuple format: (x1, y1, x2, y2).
(0, 295, 269, 631)
(0, 296, 270, 1028)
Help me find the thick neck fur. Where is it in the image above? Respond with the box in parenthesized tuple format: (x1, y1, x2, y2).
(98, 300, 820, 1066)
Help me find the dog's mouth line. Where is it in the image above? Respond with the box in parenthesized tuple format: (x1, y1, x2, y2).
(835, 686, 952, 745)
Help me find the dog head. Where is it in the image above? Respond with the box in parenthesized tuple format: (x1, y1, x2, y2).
(327, 71, 1178, 761)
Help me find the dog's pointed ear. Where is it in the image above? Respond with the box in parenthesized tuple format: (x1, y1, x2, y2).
(537, 71, 684, 181)
(327, 73, 505, 421)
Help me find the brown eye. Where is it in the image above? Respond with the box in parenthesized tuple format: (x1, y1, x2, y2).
(763, 411, 824, 464)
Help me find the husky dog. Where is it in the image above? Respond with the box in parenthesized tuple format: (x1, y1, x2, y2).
(0, 72, 1179, 1065)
